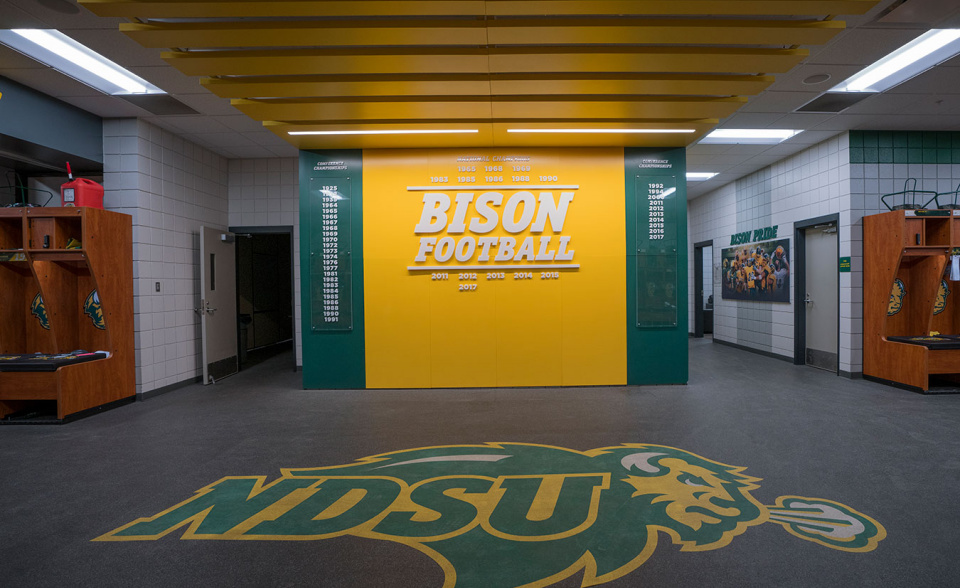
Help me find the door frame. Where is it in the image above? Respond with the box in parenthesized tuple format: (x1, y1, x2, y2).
(693, 239, 713, 338)
(793, 214, 840, 369)
(229, 225, 297, 370)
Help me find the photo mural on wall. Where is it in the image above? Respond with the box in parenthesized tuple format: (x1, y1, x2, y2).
(721, 239, 791, 302)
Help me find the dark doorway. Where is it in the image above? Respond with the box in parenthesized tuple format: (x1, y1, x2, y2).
(693, 240, 714, 337)
(231, 226, 295, 370)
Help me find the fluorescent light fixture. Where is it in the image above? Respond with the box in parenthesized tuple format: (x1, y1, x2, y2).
(289, 129, 479, 136)
(686, 172, 718, 181)
(832, 29, 960, 93)
(507, 128, 695, 134)
(700, 129, 802, 145)
(0, 29, 163, 95)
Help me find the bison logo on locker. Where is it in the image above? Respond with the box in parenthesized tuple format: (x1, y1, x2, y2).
(31, 293, 49, 330)
(95, 443, 885, 587)
(84, 289, 105, 330)
(934, 280, 950, 315)
(888, 278, 906, 316)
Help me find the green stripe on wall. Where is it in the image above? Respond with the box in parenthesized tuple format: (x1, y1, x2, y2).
(624, 148, 689, 385)
(849, 130, 960, 164)
(300, 150, 366, 389)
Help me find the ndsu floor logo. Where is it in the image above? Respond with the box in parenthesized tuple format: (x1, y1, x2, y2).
(96, 444, 885, 587)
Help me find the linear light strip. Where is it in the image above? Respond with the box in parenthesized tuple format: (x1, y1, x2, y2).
(408, 185, 580, 191)
(834, 29, 960, 93)
(1, 29, 162, 95)
(289, 129, 479, 135)
(408, 265, 580, 271)
(700, 129, 801, 144)
(507, 129, 696, 134)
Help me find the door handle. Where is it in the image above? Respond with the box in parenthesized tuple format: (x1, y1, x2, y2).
(205, 301, 217, 315)
(804, 294, 813, 304)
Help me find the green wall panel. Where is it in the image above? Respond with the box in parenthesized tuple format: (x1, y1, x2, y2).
(850, 130, 960, 165)
(625, 148, 688, 385)
(300, 150, 366, 389)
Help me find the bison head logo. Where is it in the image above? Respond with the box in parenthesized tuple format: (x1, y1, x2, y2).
(97, 443, 885, 587)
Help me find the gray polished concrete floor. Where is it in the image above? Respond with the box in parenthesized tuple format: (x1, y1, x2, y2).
(1, 338, 958, 587)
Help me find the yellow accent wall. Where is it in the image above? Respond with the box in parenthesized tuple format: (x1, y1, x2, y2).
(363, 148, 626, 388)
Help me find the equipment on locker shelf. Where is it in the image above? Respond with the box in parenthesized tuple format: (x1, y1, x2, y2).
(60, 162, 103, 209)
(880, 178, 936, 211)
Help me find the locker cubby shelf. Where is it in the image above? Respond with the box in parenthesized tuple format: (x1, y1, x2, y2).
(0, 207, 134, 421)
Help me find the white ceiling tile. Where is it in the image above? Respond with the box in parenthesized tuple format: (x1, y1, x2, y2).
(843, 93, 960, 116)
(149, 115, 232, 134)
(788, 130, 844, 145)
(716, 112, 786, 128)
(0, 66, 99, 98)
(765, 64, 864, 93)
(740, 91, 823, 114)
(267, 143, 300, 157)
(226, 145, 282, 159)
(57, 95, 147, 118)
(126, 66, 206, 95)
(214, 115, 269, 133)
(807, 28, 926, 67)
(773, 112, 839, 129)
(172, 92, 244, 116)
(685, 144, 730, 155)
(888, 67, 960, 95)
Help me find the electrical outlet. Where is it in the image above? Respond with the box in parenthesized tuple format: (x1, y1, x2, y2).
(155, 282, 161, 292)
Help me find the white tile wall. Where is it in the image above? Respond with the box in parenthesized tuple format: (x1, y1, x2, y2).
(226, 158, 302, 366)
(688, 134, 854, 370)
(103, 118, 229, 394)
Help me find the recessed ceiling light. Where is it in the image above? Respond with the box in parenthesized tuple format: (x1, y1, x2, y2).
(831, 29, 960, 93)
(507, 128, 696, 134)
(802, 74, 832, 85)
(699, 129, 802, 145)
(686, 173, 718, 181)
(288, 129, 480, 136)
(0, 29, 163, 95)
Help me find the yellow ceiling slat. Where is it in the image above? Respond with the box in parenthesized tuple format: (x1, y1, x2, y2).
(81, 0, 875, 19)
(202, 78, 495, 100)
(232, 99, 496, 122)
(81, 0, 488, 19)
(490, 75, 775, 98)
(165, 47, 807, 77)
(201, 74, 775, 100)
(232, 97, 745, 123)
(79, 0, 883, 149)
(487, 20, 845, 47)
(121, 21, 490, 49)
(164, 50, 492, 77)
(124, 19, 842, 50)
(485, 1, 877, 16)
(489, 47, 809, 75)
(491, 98, 747, 121)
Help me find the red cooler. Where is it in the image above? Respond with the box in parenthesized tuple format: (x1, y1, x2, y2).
(61, 177, 104, 209)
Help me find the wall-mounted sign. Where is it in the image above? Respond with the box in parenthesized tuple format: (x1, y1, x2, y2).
(721, 239, 791, 303)
(636, 176, 678, 328)
(839, 257, 851, 273)
(362, 148, 627, 388)
(309, 178, 353, 332)
(730, 225, 778, 246)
